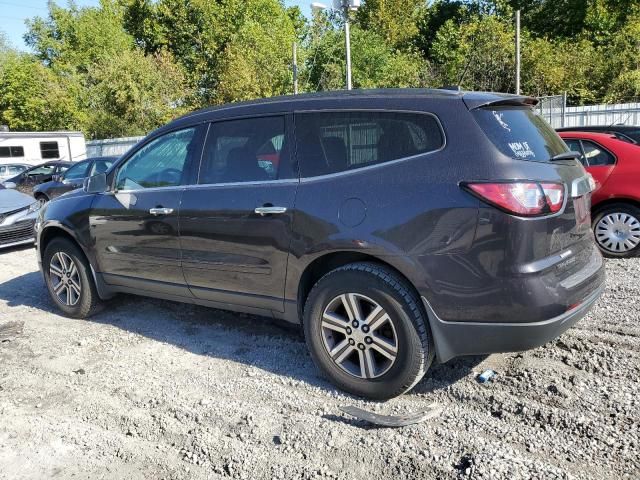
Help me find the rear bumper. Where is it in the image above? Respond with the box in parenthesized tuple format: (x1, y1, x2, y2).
(423, 280, 605, 363)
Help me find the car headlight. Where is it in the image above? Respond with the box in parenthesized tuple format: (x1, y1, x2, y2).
(27, 201, 41, 214)
(3, 182, 16, 189)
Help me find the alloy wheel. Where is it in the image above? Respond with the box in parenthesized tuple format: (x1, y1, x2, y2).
(321, 293, 398, 379)
(595, 212, 640, 253)
(49, 252, 82, 306)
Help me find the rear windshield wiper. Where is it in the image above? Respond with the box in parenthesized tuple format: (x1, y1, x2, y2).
(550, 151, 581, 162)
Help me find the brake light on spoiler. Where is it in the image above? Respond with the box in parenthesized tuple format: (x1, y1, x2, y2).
(463, 181, 565, 217)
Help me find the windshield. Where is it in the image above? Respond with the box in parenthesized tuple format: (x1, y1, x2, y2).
(473, 107, 568, 162)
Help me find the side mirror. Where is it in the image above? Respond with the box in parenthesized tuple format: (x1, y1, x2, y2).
(52, 174, 61, 182)
(84, 173, 108, 194)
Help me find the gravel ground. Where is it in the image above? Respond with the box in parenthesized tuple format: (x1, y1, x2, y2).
(0, 246, 638, 480)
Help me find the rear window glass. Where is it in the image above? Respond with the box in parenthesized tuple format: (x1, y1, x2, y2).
(473, 107, 567, 162)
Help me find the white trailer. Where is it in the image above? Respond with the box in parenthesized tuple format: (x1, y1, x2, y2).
(0, 131, 86, 165)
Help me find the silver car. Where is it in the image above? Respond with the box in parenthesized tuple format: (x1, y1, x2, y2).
(0, 184, 39, 249)
(0, 164, 29, 182)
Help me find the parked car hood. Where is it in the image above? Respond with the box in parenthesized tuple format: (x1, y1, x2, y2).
(0, 188, 33, 212)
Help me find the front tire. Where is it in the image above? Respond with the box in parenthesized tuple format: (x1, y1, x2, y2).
(303, 262, 434, 400)
(43, 237, 103, 318)
(592, 203, 640, 258)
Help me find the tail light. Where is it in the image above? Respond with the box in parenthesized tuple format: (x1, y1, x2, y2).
(463, 181, 565, 217)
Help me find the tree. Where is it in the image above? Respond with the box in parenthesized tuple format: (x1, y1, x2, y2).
(0, 53, 81, 131)
(122, 0, 299, 105)
(25, 0, 133, 72)
(84, 49, 191, 138)
(429, 15, 516, 93)
(356, 0, 423, 49)
(305, 21, 425, 91)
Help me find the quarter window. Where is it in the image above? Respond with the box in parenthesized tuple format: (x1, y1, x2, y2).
(581, 140, 615, 166)
(90, 158, 114, 175)
(199, 116, 287, 184)
(40, 141, 60, 159)
(295, 111, 444, 177)
(116, 128, 197, 190)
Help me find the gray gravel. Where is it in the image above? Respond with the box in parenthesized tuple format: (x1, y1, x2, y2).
(0, 246, 638, 479)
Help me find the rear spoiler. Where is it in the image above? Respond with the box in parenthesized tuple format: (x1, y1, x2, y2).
(463, 93, 539, 110)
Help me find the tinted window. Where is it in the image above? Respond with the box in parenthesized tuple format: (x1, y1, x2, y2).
(63, 161, 90, 180)
(563, 139, 586, 166)
(0, 146, 24, 158)
(296, 111, 443, 177)
(474, 107, 567, 162)
(116, 128, 197, 190)
(623, 129, 640, 144)
(90, 158, 114, 175)
(199, 116, 287, 184)
(40, 141, 60, 159)
(582, 140, 615, 166)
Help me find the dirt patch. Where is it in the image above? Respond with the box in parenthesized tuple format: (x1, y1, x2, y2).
(0, 247, 638, 479)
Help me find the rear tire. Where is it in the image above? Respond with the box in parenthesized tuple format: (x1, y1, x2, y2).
(43, 237, 103, 318)
(303, 262, 434, 400)
(592, 203, 640, 258)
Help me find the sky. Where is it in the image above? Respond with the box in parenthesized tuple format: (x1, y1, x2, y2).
(0, 0, 311, 50)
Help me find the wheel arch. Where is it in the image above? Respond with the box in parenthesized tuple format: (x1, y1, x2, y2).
(296, 251, 423, 321)
(39, 224, 89, 266)
(592, 197, 640, 215)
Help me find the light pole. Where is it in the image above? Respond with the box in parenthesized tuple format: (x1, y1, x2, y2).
(515, 9, 521, 95)
(311, 0, 361, 90)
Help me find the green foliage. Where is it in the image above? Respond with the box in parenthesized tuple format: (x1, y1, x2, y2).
(305, 23, 423, 91)
(0, 0, 639, 138)
(0, 52, 81, 131)
(429, 15, 515, 92)
(84, 49, 191, 138)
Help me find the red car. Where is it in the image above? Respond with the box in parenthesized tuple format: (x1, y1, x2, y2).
(559, 131, 640, 257)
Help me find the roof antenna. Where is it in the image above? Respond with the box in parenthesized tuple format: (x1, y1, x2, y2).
(457, 33, 478, 88)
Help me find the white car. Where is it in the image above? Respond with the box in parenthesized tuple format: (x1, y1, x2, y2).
(0, 184, 40, 249)
(0, 164, 29, 182)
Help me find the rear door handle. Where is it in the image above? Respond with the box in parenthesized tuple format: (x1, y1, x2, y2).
(254, 206, 287, 216)
(149, 207, 174, 216)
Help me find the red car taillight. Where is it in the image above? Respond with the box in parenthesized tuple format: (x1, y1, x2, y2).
(463, 181, 565, 216)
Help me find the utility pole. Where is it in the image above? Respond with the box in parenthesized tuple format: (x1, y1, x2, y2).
(343, 2, 352, 90)
(292, 42, 298, 94)
(515, 10, 521, 95)
(311, 1, 360, 91)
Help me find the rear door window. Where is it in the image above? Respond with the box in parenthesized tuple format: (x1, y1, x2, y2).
(295, 111, 444, 178)
(563, 139, 586, 166)
(473, 107, 567, 162)
(581, 140, 615, 166)
(198, 116, 289, 184)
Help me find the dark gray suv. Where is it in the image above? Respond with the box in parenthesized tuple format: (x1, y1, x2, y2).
(35, 89, 605, 399)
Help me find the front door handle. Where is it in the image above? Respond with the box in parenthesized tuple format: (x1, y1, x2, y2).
(149, 207, 174, 216)
(254, 206, 287, 216)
